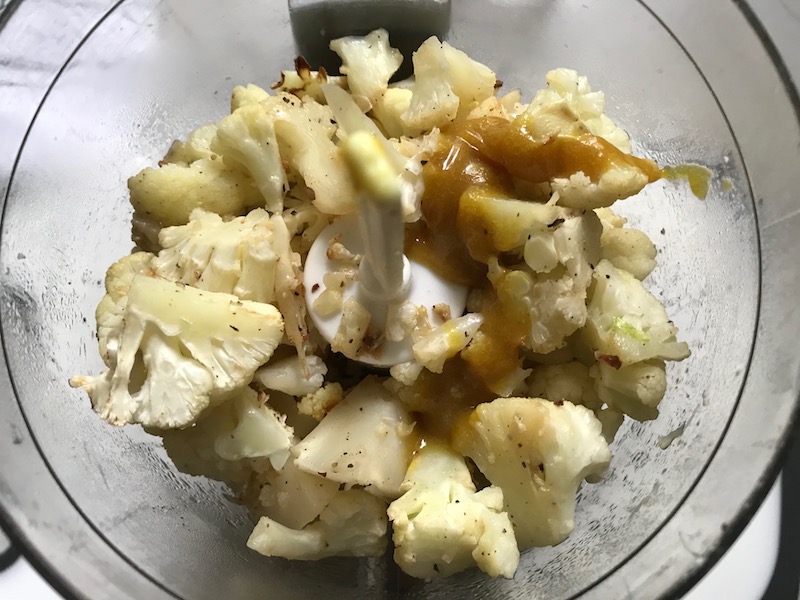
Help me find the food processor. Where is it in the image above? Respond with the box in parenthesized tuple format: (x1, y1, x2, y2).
(0, 0, 799, 598)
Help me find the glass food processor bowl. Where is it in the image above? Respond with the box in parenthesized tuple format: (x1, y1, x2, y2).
(0, 1, 799, 598)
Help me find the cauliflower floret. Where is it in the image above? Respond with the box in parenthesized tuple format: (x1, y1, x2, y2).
(293, 377, 417, 498)
(583, 260, 690, 365)
(457, 191, 600, 354)
(266, 93, 357, 215)
(526, 273, 590, 354)
(459, 273, 533, 397)
(247, 489, 388, 559)
(466, 95, 515, 122)
(600, 227, 657, 280)
(161, 124, 219, 165)
(594, 206, 627, 232)
(529, 68, 632, 153)
(153, 208, 277, 303)
(527, 361, 601, 410)
(331, 296, 371, 359)
(330, 29, 403, 105)
(453, 397, 611, 548)
(389, 360, 424, 386)
(419, 41, 496, 125)
(387, 443, 519, 579)
(326, 236, 361, 265)
(487, 206, 601, 354)
(321, 83, 400, 163)
(402, 37, 496, 132)
(128, 158, 263, 228)
(298, 382, 344, 421)
(312, 270, 353, 317)
(254, 354, 326, 397)
(551, 169, 651, 211)
(211, 389, 293, 467)
(213, 92, 357, 216)
(390, 127, 440, 161)
(456, 187, 563, 260)
(70, 274, 284, 429)
(96, 252, 155, 364)
(467, 72, 660, 210)
(322, 84, 423, 221)
(231, 83, 272, 111)
(270, 57, 346, 105)
(411, 313, 484, 373)
(498, 88, 525, 117)
(462, 331, 532, 398)
(159, 386, 293, 479)
(372, 87, 414, 138)
(400, 38, 458, 133)
(212, 103, 288, 212)
(282, 198, 330, 256)
(392, 130, 437, 223)
(510, 210, 603, 352)
(553, 208, 603, 288)
(590, 359, 667, 421)
(524, 230, 560, 274)
(466, 258, 598, 397)
(93, 296, 122, 367)
(270, 214, 309, 362)
(385, 300, 422, 342)
(249, 455, 341, 529)
(457, 191, 601, 358)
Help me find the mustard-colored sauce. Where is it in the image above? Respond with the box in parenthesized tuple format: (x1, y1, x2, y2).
(407, 116, 663, 287)
(400, 357, 495, 445)
(721, 177, 733, 193)
(404, 131, 511, 287)
(663, 164, 712, 200)
(452, 116, 662, 184)
(461, 269, 533, 394)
